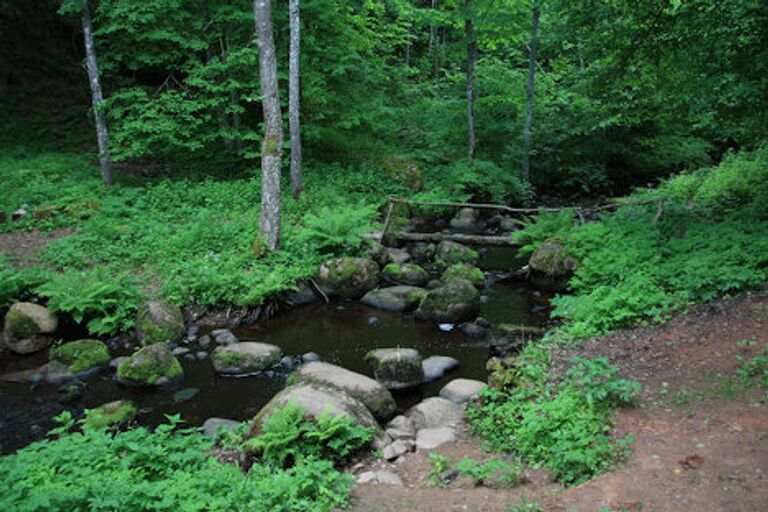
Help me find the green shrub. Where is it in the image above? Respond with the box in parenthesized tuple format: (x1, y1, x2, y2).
(292, 203, 376, 255)
(0, 255, 49, 308)
(36, 269, 142, 336)
(244, 401, 374, 468)
(0, 413, 354, 512)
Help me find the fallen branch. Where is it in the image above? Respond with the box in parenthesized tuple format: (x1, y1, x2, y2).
(388, 232, 517, 246)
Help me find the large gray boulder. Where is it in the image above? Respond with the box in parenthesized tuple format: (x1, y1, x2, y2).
(211, 342, 282, 375)
(360, 286, 426, 313)
(365, 348, 424, 390)
(405, 397, 465, 430)
(3, 302, 58, 354)
(449, 208, 486, 234)
(203, 417, 241, 437)
(293, 361, 396, 422)
(136, 300, 185, 345)
(315, 257, 380, 300)
(381, 263, 430, 287)
(422, 355, 459, 381)
(488, 323, 546, 357)
(439, 378, 487, 404)
(416, 427, 457, 450)
(415, 278, 479, 324)
(246, 383, 387, 446)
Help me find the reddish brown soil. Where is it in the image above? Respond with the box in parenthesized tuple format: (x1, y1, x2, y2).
(349, 293, 768, 511)
(0, 228, 71, 267)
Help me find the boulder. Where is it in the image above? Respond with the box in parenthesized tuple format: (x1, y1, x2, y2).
(387, 247, 411, 264)
(422, 355, 459, 381)
(409, 242, 436, 263)
(416, 427, 456, 450)
(365, 348, 424, 390)
(315, 257, 380, 300)
(203, 417, 242, 437)
(3, 302, 58, 354)
(47, 339, 110, 383)
(83, 400, 137, 430)
(285, 281, 317, 306)
(116, 343, 183, 386)
(382, 439, 415, 460)
(415, 279, 479, 324)
(385, 415, 416, 440)
(364, 242, 391, 268)
(488, 324, 546, 357)
(293, 361, 396, 422)
(434, 241, 479, 268)
(441, 263, 485, 289)
(211, 328, 239, 345)
(356, 470, 404, 487)
(449, 208, 486, 234)
(247, 383, 386, 445)
(360, 286, 426, 313)
(211, 342, 282, 375)
(136, 300, 185, 345)
(439, 379, 487, 404)
(528, 240, 577, 291)
(381, 263, 430, 287)
(405, 397, 465, 430)
(459, 318, 491, 339)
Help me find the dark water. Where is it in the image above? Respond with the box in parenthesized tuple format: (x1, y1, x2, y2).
(0, 249, 549, 455)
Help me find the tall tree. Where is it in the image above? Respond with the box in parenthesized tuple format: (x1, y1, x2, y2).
(521, 0, 541, 182)
(254, 0, 283, 251)
(465, 0, 477, 162)
(288, 0, 303, 199)
(78, 0, 114, 186)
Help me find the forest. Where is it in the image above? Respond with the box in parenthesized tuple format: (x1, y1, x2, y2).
(0, 0, 766, 510)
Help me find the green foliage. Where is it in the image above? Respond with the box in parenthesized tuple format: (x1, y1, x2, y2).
(36, 269, 142, 336)
(0, 414, 353, 512)
(244, 401, 373, 469)
(737, 347, 768, 390)
(293, 204, 376, 254)
(0, 255, 49, 308)
(512, 209, 576, 258)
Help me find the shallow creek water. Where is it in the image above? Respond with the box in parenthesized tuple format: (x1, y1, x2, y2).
(0, 249, 550, 454)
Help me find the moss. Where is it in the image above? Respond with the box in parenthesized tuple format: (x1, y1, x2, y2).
(117, 344, 183, 385)
(316, 258, 380, 299)
(383, 263, 429, 285)
(416, 278, 480, 323)
(407, 290, 427, 303)
(49, 339, 110, 373)
(136, 300, 184, 345)
(5, 309, 40, 337)
(435, 243, 479, 268)
(83, 400, 137, 430)
(441, 263, 485, 288)
(213, 350, 249, 369)
(383, 263, 403, 277)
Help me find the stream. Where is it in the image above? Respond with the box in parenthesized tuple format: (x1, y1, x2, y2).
(0, 248, 550, 455)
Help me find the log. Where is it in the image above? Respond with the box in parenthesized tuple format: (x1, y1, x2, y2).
(388, 231, 518, 246)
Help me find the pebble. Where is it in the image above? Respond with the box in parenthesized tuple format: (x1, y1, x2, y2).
(173, 387, 199, 403)
(368, 316, 381, 326)
(438, 323, 454, 332)
(196, 351, 208, 360)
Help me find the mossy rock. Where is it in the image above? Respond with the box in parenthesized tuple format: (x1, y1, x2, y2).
(415, 278, 479, 324)
(361, 285, 427, 313)
(381, 262, 430, 286)
(365, 348, 424, 390)
(364, 241, 391, 267)
(49, 339, 110, 374)
(315, 257, 380, 300)
(528, 240, 577, 291)
(434, 241, 479, 268)
(117, 343, 183, 386)
(3, 302, 58, 354)
(136, 300, 185, 345)
(84, 400, 137, 430)
(441, 263, 485, 289)
(211, 342, 282, 375)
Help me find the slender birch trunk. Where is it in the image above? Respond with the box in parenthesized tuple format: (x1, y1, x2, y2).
(522, 0, 541, 182)
(288, 0, 303, 199)
(465, 0, 477, 162)
(81, 0, 113, 186)
(254, 0, 283, 251)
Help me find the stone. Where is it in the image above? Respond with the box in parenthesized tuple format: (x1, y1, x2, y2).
(364, 241, 391, 267)
(449, 208, 486, 234)
(381, 263, 430, 287)
(360, 285, 427, 313)
(196, 351, 208, 360)
(356, 470, 404, 487)
(439, 379, 487, 404)
(386, 415, 416, 440)
(109, 356, 128, 369)
(198, 335, 211, 348)
(365, 348, 424, 390)
(172, 347, 190, 357)
(409, 242, 436, 262)
(136, 300, 184, 345)
(434, 241, 479, 268)
(499, 216, 520, 233)
(416, 427, 456, 450)
(441, 263, 485, 289)
(285, 281, 317, 306)
(315, 257, 380, 300)
(203, 417, 241, 437)
(294, 361, 396, 422)
(3, 302, 58, 354)
(247, 383, 385, 444)
(415, 278, 480, 324)
(382, 439, 414, 460)
(48, 339, 110, 375)
(488, 324, 546, 357)
(116, 343, 183, 386)
(83, 400, 137, 429)
(211, 342, 282, 375)
(460, 320, 490, 339)
(302, 351, 320, 363)
(211, 329, 239, 345)
(528, 240, 577, 291)
(422, 356, 459, 381)
(387, 247, 411, 264)
(405, 397, 465, 430)
(173, 387, 200, 403)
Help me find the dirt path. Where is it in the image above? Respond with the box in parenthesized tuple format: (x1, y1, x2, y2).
(0, 228, 71, 267)
(349, 293, 768, 511)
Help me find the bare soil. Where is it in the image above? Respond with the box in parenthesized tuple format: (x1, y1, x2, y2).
(349, 292, 768, 511)
(0, 228, 71, 267)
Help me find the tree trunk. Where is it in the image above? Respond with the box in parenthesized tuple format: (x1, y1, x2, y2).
(521, 0, 541, 182)
(206, 46, 233, 150)
(254, 0, 284, 251)
(81, 0, 113, 187)
(288, 0, 303, 199)
(430, 0, 439, 80)
(464, 0, 477, 162)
